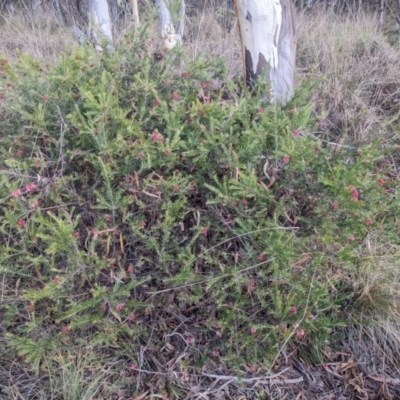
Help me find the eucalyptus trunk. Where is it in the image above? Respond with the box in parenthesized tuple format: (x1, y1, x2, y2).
(234, 0, 296, 104)
(155, 0, 185, 50)
(131, 0, 139, 26)
(88, 0, 113, 44)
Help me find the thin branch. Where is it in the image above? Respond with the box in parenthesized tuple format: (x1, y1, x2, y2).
(145, 257, 275, 295)
(202, 367, 291, 382)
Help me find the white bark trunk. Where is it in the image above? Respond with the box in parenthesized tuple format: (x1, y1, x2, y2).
(88, 0, 113, 44)
(234, 0, 296, 104)
(155, 0, 184, 50)
(177, 0, 185, 38)
(131, 0, 140, 26)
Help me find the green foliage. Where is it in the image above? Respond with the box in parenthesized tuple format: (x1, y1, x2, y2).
(0, 24, 399, 396)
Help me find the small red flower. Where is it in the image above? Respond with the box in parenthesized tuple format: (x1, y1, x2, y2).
(17, 219, 26, 226)
(241, 199, 248, 206)
(61, 326, 69, 333)
(377, 178, 385, 186)
(331, 201, 339, 210)
(153, 99, 160, 107)
(151, 130, 160, 141)
(53, 276, 59, 284)
(315, 147, 320, 154)
(127, 265, 134, 273)
(290, 305, 298, 313)
(25, 183, 37, 192)
(201, 228, 208, 235)
(164, 149, 171, 156)
(180, 71, 190, 78)
(72, 232, 79, 238)
(11, 189, 22, 198)
(250, 327, 257, 334)
(185, 336, 194, 345)
(27, 302, 35, 311)
(348, 185, 359, 202)
(201, 81, 211, 88)
(105, 215, 112, 222)
(248, 280, 256, 289)
(258, 254, 265, 261)
(173, 185, 179, 191)
(199, 109, 205, 115)
(211, 350, 220, 358)
(291, 106, 297, 111)
(172, 92, 179, 100)
(116, 303, 125, 312)
(138, 152, 145, 158)
(282, 155, 290, 163)
(292, 129, 300, 136)
(16, 150, 23, 157)
(365, 218, 373, 226)
(295, 328, 305, 338)
(43, 96, 49, 102)
(33, 160, 41, 167)
(258, 108, 264, 113)
(140, 221, 146, 227)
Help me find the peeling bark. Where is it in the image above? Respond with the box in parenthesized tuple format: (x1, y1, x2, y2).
(234, 0, 296, 104)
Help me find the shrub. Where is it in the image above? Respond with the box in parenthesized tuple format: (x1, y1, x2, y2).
(0, 25, 399, 396)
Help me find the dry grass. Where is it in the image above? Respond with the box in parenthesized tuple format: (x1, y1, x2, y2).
(0, 11, 76, 63)
(352, 235, 400, 316)
(296, 7, 400, 142)
(184, 1, 241, 77)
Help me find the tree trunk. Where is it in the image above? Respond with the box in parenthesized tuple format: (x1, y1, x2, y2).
(234, 0, 296, 104)
(131, 0, 139, 26)
(88, 0, 113, 44)
(178, 0, 185, 38)
(155, 0, 184, 50)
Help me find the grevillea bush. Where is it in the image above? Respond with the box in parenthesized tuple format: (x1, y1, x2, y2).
(0, 25, 399, 397)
